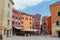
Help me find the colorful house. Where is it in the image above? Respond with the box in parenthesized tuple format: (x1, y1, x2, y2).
(0, 0, 14, 40)
(50, 1, 60, 37)
(12, 9, 22, 35)
(42, 16, 48, 34)
(47, 16, 52, 35)
(21, 12, 33, 35)
(21, 12, 33, 29)
(20, 12, 37, 36)
(33, 14, 41, 35)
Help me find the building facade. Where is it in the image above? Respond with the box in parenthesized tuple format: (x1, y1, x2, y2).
(21, 12, 34, 35)
(12, 9, 22, 35)
(33, 14, 41, 35)
(0, 0, 14, 40)
(50, 1, 60, 37)
(42, 16, 48, 34)
(47, 16, 52, 35)
(21, 12, 33, 29)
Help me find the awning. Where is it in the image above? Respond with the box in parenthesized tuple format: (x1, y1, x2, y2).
(13, 26, 22, 29)
(54, 27, 60, 31)
(22, 29, 37, 32)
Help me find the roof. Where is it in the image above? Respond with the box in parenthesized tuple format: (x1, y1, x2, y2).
(34, 14, 41, 16)
(50, 1, 60, 7)
(13, 8, 20, 12)
(21, 12, 33, 16)
(42, 16, 48, 18)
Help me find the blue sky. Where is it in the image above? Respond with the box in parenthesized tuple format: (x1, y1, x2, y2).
(13, 0, 60, 24)
(13, 0, 60, 17)
(22, 0, 60, 16)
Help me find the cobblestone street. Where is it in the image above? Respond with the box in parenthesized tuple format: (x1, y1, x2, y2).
(7, 35, 60, 40)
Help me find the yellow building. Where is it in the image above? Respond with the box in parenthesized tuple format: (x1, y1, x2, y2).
(0, 0, 14, 40)
(50, 1, 60, 37)
(21, 12, 33, 30)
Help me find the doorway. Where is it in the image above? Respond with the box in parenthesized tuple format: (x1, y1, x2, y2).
(7, 30, 9, 37)
(58, 31, 60, 37)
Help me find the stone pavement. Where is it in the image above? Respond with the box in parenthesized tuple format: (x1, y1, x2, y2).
(6, 35, 60, 40)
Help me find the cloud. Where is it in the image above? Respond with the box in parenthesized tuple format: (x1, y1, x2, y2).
(13, 0, 50, 10)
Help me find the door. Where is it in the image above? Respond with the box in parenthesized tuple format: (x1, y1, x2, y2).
(0, 35, 2, 40)
(7, 30, 9, 37)
(58, 31, 60, 37)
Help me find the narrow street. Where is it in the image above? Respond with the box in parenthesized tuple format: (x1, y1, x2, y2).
(7, 35, 60, 40)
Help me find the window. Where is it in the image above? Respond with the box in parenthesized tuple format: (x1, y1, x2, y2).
(12, 16, 14, 18)
(4, 30, 6, 35)
(22, 21, 23, 23)
(26, 17, 28, 20)
(44, 27, 46, 29)
(30, 26, 31, 29)
(7, 11, 10, 17)
(44, 23, 46, 25)
(30, 18, 31, 20)
(22, 26, 23, 28)
(30, 22, 31, 24)
(12, 21, 14, 24)
(58, 12, 60, 16)
(7, 20, 10, 26)
(36, 16, 38, 18)
(8, 3, 10, 8)
(18, 22, 20, 25)
(22, 17, 24, 20)
(18, 18, 20, 20)
(16, 17, 17, 19)
(44, 20, 46, 22)
(16, 22, 17, 24)
(56, 21, 60, 26)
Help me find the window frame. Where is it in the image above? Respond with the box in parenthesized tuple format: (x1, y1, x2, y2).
(56, 21, 60, 26)
(8, 3, 10, 8)
(7, 20, 10, 26)
(58, 11, 60, 16)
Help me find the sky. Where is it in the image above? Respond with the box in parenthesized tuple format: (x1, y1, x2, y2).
(13, 0, 60, 23)
(13, 0, 60, 16)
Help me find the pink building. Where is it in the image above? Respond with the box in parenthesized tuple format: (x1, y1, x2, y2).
(33, 14, 41, 35)
(42, 16, 48, 34)
(12, 9, 22, 35)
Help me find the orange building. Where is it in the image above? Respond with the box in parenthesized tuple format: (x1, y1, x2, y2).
(50, 1, 60, 37)
(21, 12, 33, 29)
(47, 16, 52, 35)
(21, 12, 35, 36)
